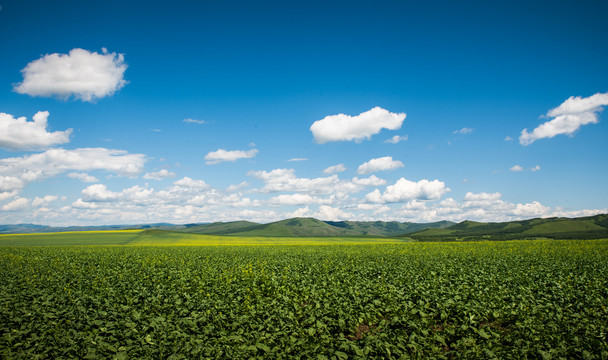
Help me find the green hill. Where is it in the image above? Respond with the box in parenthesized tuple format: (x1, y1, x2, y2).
(225, 218, 363, 237)
(180, 221, 260, 235)
(201, 218, 456, 237)
(407, 214, 608, 241)
(325, 220, 454, 236)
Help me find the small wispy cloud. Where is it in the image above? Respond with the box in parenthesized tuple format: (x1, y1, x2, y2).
(288, 158, 308, 162)
(385, 135, 408, 144)
(531, 165, 541, 172)
(453, 127, 474, 135)
(357, 156, 404, 175)
(510, 165, 523, 172)
(143, 169, 176, 180)
(323, 164, 346, 174)
(183, 118, 208, 125)
(504, 136, 513, 141)
(150, 129, 162, 132)
(205, 148, 258, 165)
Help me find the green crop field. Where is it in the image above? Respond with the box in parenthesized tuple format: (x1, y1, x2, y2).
(1, 235, 607, 359)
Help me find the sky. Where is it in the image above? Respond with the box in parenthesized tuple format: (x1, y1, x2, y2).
(0, 0, 607, 226)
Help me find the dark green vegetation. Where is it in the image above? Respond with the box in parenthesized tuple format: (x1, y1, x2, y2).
(0, 217, 454, 236)
(3, 215, 607, 241)
(1, 240, 608, 359)
(408, 214, 608, 241)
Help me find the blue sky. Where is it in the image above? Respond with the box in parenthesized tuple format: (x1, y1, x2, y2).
(0, 0, 606, 225)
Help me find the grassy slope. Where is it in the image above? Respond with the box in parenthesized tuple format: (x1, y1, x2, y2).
(187, 218, 455, 237)
(325, 220, 454, 236)
(0, 229, 408, 246)
(0, 230, 142, 246)
(224, 218, 363, 237)
(180, 221, 260, 235)
(407, 214, 608, 240)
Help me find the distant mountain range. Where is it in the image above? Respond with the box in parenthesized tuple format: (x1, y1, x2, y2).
(2, 214, 607, 240)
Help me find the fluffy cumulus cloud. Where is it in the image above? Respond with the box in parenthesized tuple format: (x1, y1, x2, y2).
(269, 193, 335, 206)
(520, 92, 608, 145)
(57, 176, 262, 224)
(14, 48, 127, 102)
(510, 165, 523, 172)
(310, 107, 406, 143)
(205, 148, 258, 164)
(0, 148, 145, 196)
(248, 168, 383, 196)
(366, 178, 450, 203)
(351, 175, 386, 187)
(67, 172, 99, 183)
(2, 197, 30, 211)
(357, 156, 404, 175)
(143, 169, 176, 180)
(385, 135, 408, 144)
(314, 205, 354, 221)
(0, 111, 71, 150)
(323, 164, 346, 174)
(249, 169, 342, 194)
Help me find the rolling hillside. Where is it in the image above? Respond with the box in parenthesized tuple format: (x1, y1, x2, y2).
(407, 214, 608, 241)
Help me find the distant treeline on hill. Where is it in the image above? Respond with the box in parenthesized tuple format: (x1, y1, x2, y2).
(1, 214, 607, 240)
(405, 214, 608, 241)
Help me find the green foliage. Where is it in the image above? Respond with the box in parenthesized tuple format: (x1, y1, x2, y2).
(1, 240, 608, 359)
(408, 214, 608, 241)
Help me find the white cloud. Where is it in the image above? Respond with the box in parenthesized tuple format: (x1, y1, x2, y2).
(351, 175, 386, 187)
(288, 158, 308, 162)
(205, 148, 258, 164)
(531, 165, 541, 172)
(366, 178, 450, 203)
(355, 203, 391, 214)
(226, 181, 249, 192)
(143, 169, 176, 180)
(287, 206, 311, 218)
(314, 205, 354, 221)
(323, 164, 346, 174)
(2, 197, 30, 211)
(510, 165, 523, 172)
(14, 48, 127, 102)
(385, 135, 408, 144)
(67, 172, 99, 183)
(269, 193, 334, 206)
(0, 148, 145, 194)
(183, 118, 207, 124)
(0, 176, 24, 192)
(504, 136, 513, 141)
(453, 127, 474, 135)
(357, 156, 404, 174)
(464, 192, 502, 202)
(310, 107, 406, 143)
(512, 201, 551, 217)
(249, 168, 341, 194)
(173, 177, 209, 189)
(520, 92, 608, 145)
(32, 195, 58, 208)
(0, 111, 72, 150)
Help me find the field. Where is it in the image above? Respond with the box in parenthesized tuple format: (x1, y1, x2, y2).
(1, 233, 607, 359)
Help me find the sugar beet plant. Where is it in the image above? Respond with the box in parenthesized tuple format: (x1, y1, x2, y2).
(1, 240, 608, 359)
